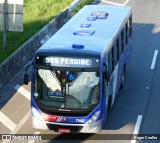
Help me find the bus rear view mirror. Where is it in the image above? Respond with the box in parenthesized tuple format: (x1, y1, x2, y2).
(24, 62, 33, 85)
(24, 74, 29, 85)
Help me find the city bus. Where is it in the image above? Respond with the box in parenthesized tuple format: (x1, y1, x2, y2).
(24, 5, 132, 133)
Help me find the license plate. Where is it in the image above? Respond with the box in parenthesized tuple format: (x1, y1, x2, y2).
(58, 128, 71, 133)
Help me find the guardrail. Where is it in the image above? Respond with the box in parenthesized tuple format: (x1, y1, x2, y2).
(69, 0, 82, 12)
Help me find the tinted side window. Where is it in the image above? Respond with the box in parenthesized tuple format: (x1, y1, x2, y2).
(119, 35, 122, 58)
(111, 46, 114, 71)
(121, 29, 124, 52)
(113, 43, 117, 66)
(108, 46, 114, 74)
(129, 16, 132, 37)
(116, 38, 120, 61)
(125, 23, 129, 44)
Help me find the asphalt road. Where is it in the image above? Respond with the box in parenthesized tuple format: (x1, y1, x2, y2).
(1, 0, 160, 143)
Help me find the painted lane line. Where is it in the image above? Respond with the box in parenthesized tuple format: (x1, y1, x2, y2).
(10, 111, 30, 134)
(151, 50, 158, 69)
(131, 115, 142, 143)
(101, 0, 130, 6)
(2, 111, 31, 143)
(133, 115, 142, 134)
(123, 0, 130, 6)
(14, 84, 30, 100)
(0, 111, 17, 131)
(28, 131, 41, 143)
(101, 0, 123, 6)
(132, 24, 147, 31)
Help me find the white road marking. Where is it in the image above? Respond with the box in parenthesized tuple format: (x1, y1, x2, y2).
(28, 131, 41, 143)
(10, 111, 30, 134)
(131, 115, 142, 143)
(132, 24, 146, 31)
(101, 0, 123, 6)
(101, 0, 130, 6)
(2, 111, 31, 143)
(0, 111, 17, 131)
(14, 84, 30, 100)
(123, 0, 130, 6)
(151, 50, 158, 69)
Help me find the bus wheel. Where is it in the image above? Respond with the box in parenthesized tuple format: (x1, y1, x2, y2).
(120, 68, 126, 89)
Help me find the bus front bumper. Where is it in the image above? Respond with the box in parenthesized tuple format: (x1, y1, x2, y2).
(32, 116, 102, 133)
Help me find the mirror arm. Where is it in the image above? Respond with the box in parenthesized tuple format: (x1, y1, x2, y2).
(24, 62, 33, 85)
(25, 62, 32, 75)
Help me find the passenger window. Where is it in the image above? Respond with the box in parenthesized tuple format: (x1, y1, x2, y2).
(119, 35, 122, 58)
(111, 46, 114, 71)
(108, 53, 111, 73)
(121, 30, 124, 52)
(129, 16, 132, 37)
(123, 26, 127, 48)
(108, 48, 113, 74)
(113, 44, 117, 66)
(116, 38, 120, 60)
(125, 23, 128, 44)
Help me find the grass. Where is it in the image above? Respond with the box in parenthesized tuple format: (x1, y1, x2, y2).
(0, 0, 94, 64)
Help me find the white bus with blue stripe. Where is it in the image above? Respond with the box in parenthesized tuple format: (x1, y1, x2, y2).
(24, 5, 132, 133)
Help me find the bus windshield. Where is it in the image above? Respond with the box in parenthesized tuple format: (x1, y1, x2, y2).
(34, 68, 100, 110)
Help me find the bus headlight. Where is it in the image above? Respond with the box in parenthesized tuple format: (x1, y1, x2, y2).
(86, 111, 100, 124)
(31, 107, 43, 121)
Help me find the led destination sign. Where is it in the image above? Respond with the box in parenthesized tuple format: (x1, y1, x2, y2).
(46, 57, 91, 66)
(36, 56, 99, 68)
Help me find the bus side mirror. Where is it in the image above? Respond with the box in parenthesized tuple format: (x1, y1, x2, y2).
(24, 74, 29, 85)
(24, 62, 32, 85)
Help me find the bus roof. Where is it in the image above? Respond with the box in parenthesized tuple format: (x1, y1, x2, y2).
(36, 5, 131, 57)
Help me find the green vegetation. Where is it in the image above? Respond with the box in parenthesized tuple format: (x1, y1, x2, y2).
(0, 0, 94, 64)
(74, 0, 95, 12)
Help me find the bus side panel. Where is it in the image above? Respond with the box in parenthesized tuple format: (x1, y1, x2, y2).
(117, 53, 125, 92)
(126, 38, 133, 63)
(110, 56, 125, 105)
(102, 54, 118, 116)
(117, 37, 133, 92)
(109, 38, 133, 105)
(101, 56, 107, 127)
